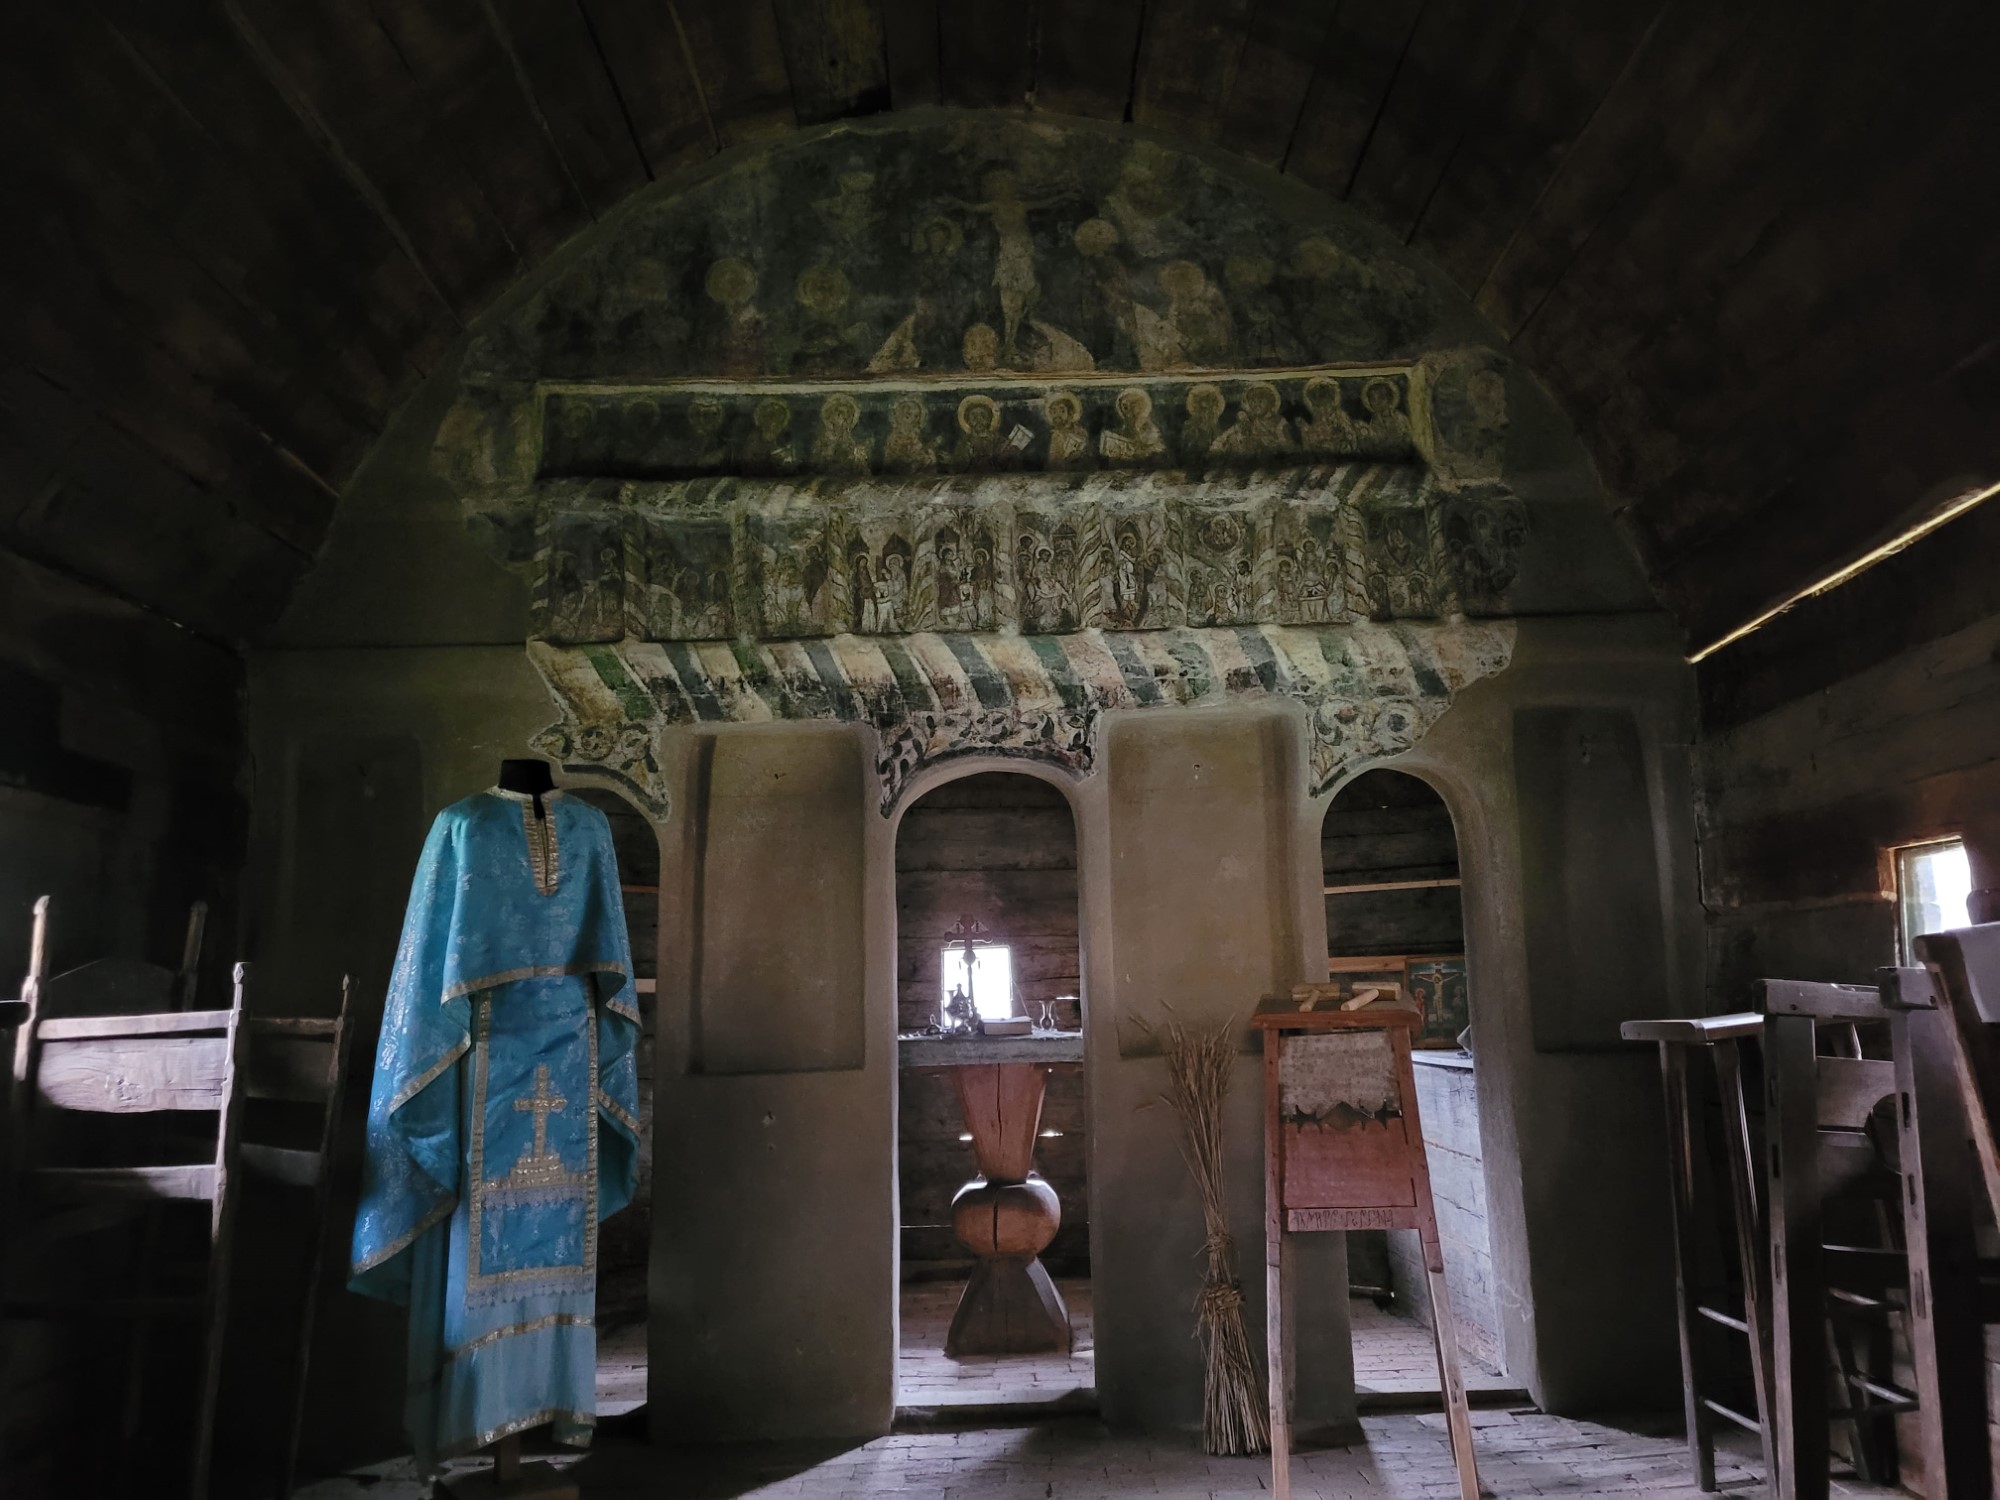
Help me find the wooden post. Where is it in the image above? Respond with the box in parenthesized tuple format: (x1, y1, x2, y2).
(1764, 1012, 1827, 1500)
(1394, 1034, 1478, 1500)
(1887, 1004, 1950, 1495)
(190, 962, 250, 1500)
(1713, 1040, 1779, 1492)
(1654, 1042, 1716, 1492)
(1263, 1035, 1289, 1500)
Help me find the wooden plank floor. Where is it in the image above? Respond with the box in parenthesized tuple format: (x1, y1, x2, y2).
(297, 1408, 1907, 1497)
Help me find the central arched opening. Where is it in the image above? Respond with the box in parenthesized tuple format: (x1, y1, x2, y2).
(894, 770, 1091, 1412)
(1319, 768, 1513, 1401)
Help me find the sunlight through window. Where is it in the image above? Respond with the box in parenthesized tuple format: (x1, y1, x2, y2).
(941, 942, 1015, 1022)
(1897, 838, 1972, 962)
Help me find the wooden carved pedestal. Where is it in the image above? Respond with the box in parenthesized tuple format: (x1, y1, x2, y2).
(901, 1034, 1081, 1357)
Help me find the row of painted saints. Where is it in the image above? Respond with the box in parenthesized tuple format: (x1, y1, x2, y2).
(539, 482, 1525, 644)
(543, 375, 1415, 479)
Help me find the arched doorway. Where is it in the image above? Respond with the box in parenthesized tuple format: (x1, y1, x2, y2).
(893, 771, 1090, 1412)
(1320, 769, 1510, 1399)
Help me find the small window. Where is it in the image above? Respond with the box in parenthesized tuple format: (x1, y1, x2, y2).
(941, 942, 1015, 1022)
(1896, 838, 1972, 962)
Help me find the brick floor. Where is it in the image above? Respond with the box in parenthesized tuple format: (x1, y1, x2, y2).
(298, 1409, 1905, 1498)
(1349, 1299, 1519, 1399)
(898, 1276, 1095, 1409)
(298, 1286, 1901, 1498)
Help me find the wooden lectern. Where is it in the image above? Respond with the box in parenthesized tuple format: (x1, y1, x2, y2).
(1254, 1001, 1479, 1500)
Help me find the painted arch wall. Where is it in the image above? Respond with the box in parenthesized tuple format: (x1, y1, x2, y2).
(250, 113, 1696, 1466)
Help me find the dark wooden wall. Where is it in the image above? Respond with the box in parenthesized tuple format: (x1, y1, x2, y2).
(895, 773, 1087, 1274)
(1322, 769, 1464, 962)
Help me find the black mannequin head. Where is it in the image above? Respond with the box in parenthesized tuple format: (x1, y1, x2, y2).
(499, 757, 556, 817)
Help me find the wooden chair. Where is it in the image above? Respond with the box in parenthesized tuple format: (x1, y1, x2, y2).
(5, 954, 249, 1499)
(224, 977, 357, 1499)
(1619, 1013, 1776, 1492)
(1626, 980, 1949, 1500)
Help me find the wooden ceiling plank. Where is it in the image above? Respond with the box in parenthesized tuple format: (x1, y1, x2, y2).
(1032, 0, 1143, 121)
(1342, 0, 1535, 242)
(1510, 22, 1887, 495)
(485, 0, 653, 217)
(1657, 370, 2000, 653)
(881, 0, 941, 108)
(0, 253, 337, 557)
(1524, 8, 1981, 513)
(1407, 0, 1662, 295)
(0, 134, 363, 516)
(772, 0, 892, 125)
(938, 0, 1032, 111)
(225, 0, 523, 321)
(1635, 247, 2000, 585)
(1280, 0, 1424, 198)
(1210, 0, 1340, 167)
(1472, 0, 1757, 338)
(1131, 0, 1255, 142)
(667, 2, 797, 148)
(369, 0, 598, 265)
(90, 0, 448, 432)
(1, 404, 310, 642)
(576, 0, 719, 172)
(11, 8, 396, 477)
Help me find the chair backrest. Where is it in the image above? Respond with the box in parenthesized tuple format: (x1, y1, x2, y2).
(1918, 922, 2000, 1025)
(29, 899, 208, 1021)
(1914, 923, 2000, 1218)
(234, 978, 356, 1191)
(31, 1009, 241, 1117)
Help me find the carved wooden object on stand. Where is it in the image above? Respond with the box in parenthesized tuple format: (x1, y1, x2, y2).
(1253, 1000, 1479, 1500)
(900, 1032, 1082, 1356)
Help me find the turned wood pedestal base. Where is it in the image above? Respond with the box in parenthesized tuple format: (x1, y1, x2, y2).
(946, 1061, 1070, 1355)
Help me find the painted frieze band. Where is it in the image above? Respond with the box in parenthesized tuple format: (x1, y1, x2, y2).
(527, 622, 1513, 820)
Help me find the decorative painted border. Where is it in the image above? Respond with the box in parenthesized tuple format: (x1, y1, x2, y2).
(526, 620, 1513, 820)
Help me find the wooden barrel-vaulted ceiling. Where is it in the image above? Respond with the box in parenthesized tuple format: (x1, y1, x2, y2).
(6, 1, 1999, 654)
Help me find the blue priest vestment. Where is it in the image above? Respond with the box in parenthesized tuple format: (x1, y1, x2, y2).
(350, 788, 641, 1468)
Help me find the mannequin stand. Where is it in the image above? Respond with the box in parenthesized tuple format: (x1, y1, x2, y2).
(437, 1434, 578, 1499)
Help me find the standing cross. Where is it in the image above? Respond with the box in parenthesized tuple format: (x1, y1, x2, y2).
(514, 1064, 568, 1160)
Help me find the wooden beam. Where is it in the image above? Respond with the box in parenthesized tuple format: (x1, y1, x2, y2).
(1408, 0, 1663, 294)
(225, 0, 522, 321)
(664, 2, 797, 148)
(938, 0, 1032, 110)
(772, 0, 891, 124)
(1342, 0, 1535, 243)
(370, 0, 599, 264)
(1130, 0, 1255, 142)
(1032, 0, 1143, 120)
(1280, 0, 1424, 197)
(486, 0, 653, 215)
(880, 0, 941, 108)
(1473, 0, 1755, 336)
(1323, 878, 1463, 896)
(1210, 0, 1340, 167)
